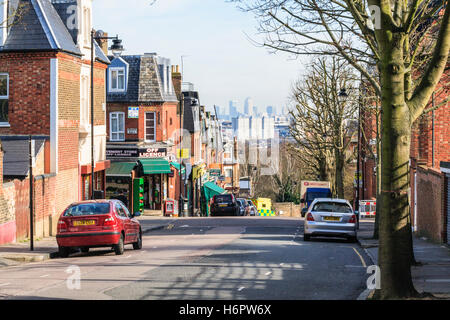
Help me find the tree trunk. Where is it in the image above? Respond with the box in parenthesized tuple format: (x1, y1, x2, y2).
(377, 35, 418, 299)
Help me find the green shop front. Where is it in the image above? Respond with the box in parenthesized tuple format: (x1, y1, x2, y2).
(106, 146, 180, 212)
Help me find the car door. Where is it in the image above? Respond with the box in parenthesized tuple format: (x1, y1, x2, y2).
(115, 202, 132, 243)
(121, 202, 139, 242)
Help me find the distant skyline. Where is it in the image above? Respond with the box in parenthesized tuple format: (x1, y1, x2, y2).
(93, 0, 308, 113)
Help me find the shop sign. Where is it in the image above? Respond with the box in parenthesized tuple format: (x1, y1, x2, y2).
(209, 169, 221, 177)
(128, 107, 139, 119)
(106, 148, 139, 158)
(139, 148, 167, 159)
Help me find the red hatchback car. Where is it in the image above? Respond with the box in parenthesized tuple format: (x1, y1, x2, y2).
(56, 200, 142, 257)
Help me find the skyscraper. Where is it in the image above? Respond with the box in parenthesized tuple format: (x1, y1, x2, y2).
(266, 106, 273, 116)
(244, 97, 253, 116)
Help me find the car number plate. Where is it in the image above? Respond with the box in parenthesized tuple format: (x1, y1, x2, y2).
(219, 204, 227, 207)
(324, 216, 340, 221)
(73, 220, 96, 226)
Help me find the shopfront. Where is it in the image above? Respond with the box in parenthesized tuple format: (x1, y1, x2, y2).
(105, 146, 180, 211)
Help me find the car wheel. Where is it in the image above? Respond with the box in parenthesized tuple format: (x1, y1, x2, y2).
(80, 247, 89, 253)
(59, 246, 70, 258)
(114, 234, 125, 255)
(133, 230, 143, 250)
(303, 234, 310, 241)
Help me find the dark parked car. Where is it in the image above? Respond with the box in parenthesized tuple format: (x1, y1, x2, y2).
(210, 194, 239, 216)
(56, 200, 142, 257)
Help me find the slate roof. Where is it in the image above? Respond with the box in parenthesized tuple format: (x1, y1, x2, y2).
(107, 55, 178, 103)
(1, 0, 81, 56)
(1, 0, 109, 64)
(0, 136, 46, 178)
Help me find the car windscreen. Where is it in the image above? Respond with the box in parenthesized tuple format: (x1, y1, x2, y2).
(312, 202, 352, 213)
(306, 191, 332, 202)
(214, 195, 232, 203)
(63, 203, 111, 217)
(238, 199, 248, 206)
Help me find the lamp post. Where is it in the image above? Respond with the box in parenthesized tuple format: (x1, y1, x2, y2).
(90, 30, 124, 200)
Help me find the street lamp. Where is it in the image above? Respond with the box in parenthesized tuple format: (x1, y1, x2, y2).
(90, 30, 124, 199)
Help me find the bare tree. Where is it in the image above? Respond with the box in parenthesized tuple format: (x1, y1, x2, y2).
(230, 0, 450, 299)
(290, 56, 358, 198)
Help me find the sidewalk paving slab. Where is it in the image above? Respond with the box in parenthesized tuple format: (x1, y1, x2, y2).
(0, 216, 175, 266)
(357, 218, 450, 299)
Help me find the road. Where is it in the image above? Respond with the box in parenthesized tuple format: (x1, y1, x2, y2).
(0, 217, 371, 300)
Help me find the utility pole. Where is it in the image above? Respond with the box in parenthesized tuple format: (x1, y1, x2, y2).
(29, 135, 34, 251)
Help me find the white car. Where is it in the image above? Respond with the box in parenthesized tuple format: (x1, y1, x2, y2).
(303, 198, 357, 242)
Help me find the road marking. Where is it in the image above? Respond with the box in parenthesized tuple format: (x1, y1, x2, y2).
(345, 265, 365, 268)
(425, 279, 450, 283)
(280, 263, 284, 266)
(352, 247, 367, 268)
(40, 274, 50, 278)
(237, 287, 245, 291)
(265, 271, 272, 276)
(0, 283, 10, 287)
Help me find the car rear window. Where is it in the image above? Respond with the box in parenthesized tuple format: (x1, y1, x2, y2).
(306, 191, 332, 202)
(214, 195, 232, 203)
(63, 203, 111, 217)
(312, 202, 352, 213)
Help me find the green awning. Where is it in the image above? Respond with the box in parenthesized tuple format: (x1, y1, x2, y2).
(106, 162, 136, 177)
(139, 159, 172, 175)
(203, 181, 226, 194)
(170, 162, 186, 174)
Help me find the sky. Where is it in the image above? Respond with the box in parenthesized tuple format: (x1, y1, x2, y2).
(93, 0, 308, 114)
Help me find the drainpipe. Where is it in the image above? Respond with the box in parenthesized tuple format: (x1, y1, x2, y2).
(432, 93, 435, 168)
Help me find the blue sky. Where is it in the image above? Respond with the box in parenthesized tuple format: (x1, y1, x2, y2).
(93, 0, 307, 113)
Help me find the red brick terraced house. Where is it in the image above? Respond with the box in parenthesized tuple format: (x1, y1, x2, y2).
(105, 53, 181, 212)
(0, 0, 110, 237)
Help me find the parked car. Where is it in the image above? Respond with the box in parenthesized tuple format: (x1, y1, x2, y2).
(56, 200, 142, 257)
(237, 198, 250, 216)
(246, 199, 257, 216)
(210, 194, 239, 216)
(236, 199, 246, 216)
(303, 198, 357, 242)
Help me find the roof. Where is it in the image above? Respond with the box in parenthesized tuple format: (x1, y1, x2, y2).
(107, 55, 178, 103)
(1, 136, 46, 177)
(1, 0, 81, 56)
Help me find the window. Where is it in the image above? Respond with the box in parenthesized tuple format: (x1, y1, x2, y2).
(110, 112, 125, 141)
(115, 202, 126, 217)
(225, 168, 232, 178)
(0, 73, 9, 123)
(109, 68, 125, 92)
(145, 112, 156, 142)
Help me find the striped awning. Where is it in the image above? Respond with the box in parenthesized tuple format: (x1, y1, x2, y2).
(139, 159, 172, 175)
(106, 162, 136, 177)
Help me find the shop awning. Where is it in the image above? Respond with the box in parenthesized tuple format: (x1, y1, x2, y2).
(170, 162, 186, 174)
(139, 159, 172, 175)
(106, 162, 136, 177)
(203, 181, 226, 194)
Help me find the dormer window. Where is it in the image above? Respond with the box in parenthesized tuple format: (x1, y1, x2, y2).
(109, 67, 125, 92)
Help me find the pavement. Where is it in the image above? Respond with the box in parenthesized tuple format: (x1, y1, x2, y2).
(357, 218, 450, 299)
(0, 214, 173, 266)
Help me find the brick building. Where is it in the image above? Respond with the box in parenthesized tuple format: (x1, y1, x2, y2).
(104, 53, 182, 211)
(359, 66, 449, 243)
(0, 0, 110, 239)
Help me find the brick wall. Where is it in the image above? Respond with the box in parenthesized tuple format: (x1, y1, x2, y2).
(273, 202, 301, 217)
(0, 144, 16, 245)
(415, 166, 446, 243)
(0, 52, 55, 135)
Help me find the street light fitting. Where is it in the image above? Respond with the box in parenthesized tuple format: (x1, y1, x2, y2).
(110, 38, 124, 57)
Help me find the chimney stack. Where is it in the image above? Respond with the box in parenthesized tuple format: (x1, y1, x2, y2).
(172, 64, 182, 101)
